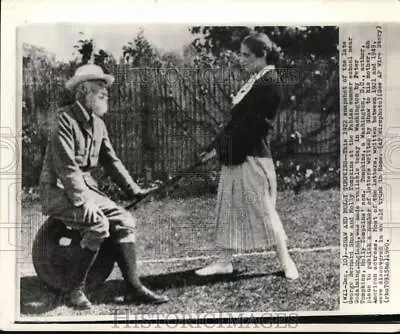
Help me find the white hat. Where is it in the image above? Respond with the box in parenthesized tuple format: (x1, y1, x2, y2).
(65, 64, 115, 91)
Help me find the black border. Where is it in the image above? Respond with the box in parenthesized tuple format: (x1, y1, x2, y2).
(15, 314, 400, 325)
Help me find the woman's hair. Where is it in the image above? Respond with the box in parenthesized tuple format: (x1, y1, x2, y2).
(242, 32, 281, 66)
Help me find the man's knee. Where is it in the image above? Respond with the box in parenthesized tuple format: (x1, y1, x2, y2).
(109, 210, 137, 243)
(81, 239, 103, 252)
(122, 210, 136, 225)
(81, 217, 111, 251)
(96, 216, 111, 232)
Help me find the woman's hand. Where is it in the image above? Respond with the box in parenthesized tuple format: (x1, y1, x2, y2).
(137, 185, 158, 196)
(198, 148, 217, 163)
(132, 185, 158, 200)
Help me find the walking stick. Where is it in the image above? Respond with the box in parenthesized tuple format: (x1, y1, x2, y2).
(124, 159, 205, 211)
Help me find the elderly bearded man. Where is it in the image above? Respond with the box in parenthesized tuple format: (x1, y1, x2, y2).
(39, 64, 169, 309)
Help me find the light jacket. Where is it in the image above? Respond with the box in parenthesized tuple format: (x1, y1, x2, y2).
(39, 102, 138, 214)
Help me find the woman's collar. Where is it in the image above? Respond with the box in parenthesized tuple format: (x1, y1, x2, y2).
(231, 65, 276, 106)
(253, 64, 275, 81)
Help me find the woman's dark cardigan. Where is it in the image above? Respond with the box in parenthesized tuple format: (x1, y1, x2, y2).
(209, 69, 282, 166)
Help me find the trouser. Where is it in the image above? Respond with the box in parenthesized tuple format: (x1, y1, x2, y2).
(47, 190, 136, 251)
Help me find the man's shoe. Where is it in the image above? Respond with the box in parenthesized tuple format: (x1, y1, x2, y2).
(69, 288, 92, 310)
(124, 285, 169, 304)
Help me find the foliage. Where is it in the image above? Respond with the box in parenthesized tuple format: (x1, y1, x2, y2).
(183, 42, 241, 69)
(159, 51, 185, 68)
(73, 32, 117, 73)
(189, 26, 338, 59)
(73, 35, 94, 65)
(274, 157, 340, 193)
(23, 44, 57, 68)
(190, 26, 252, 57)
(122, 29, 162, 67)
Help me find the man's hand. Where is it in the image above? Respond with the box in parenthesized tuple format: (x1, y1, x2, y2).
(82, 201, 106, 224)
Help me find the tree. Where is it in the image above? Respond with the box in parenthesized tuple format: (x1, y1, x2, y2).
(189, 26, 338, 60)
(73, 32, 116, 73)
(159, 51, 184, 68)
(122, 29, 161, 67)
(190, 26, 251, 57)
(73, 34, 94, 65)
(23, 43, 57, 68)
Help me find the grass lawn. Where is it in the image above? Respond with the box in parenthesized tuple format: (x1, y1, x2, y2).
(19, 189, 340, 317)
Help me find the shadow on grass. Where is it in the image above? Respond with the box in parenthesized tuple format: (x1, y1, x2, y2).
(20, 276, 64, 315)
(141, 268, 283, 289)
(21, 268, 282, 314)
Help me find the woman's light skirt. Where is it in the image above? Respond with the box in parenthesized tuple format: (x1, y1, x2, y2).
(214, 156, 287, 252)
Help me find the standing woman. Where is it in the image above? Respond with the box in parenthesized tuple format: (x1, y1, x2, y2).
(195, 32, 299, 280)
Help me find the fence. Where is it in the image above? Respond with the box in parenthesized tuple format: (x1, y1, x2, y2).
(22, 64, 340, 187)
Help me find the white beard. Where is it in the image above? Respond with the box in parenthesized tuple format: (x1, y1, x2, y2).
(92, 99, 108, 117)
(87, 96, 108, 117)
